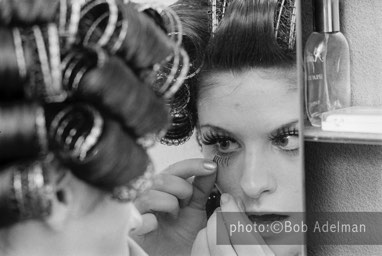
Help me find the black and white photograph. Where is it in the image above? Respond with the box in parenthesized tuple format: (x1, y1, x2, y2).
(0, 0, 381, 256)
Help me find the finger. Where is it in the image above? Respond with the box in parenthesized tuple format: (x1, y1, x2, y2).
(191, 228, 211, 256)
(131, 213, 158, 236)
(187, 170, 217, 211)
(152, 173, 193, 200)
(164, 158, 217, 179)
(134, 190, 179, 217)
(220, 193, 274, 256)
(206, 209, 237, 256)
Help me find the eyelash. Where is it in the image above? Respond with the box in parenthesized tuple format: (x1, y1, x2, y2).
(213, 155, 231, 167)
(201, 131, 237, 167)
(268, 127, 299, 151)
(201, 132, 231, 146)
(201, 126, 299, 166)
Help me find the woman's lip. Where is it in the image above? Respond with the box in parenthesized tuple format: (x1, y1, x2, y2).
(246, 213, 290, 224)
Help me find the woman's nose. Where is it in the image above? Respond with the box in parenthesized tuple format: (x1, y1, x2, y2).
(240, 151, 277, 199)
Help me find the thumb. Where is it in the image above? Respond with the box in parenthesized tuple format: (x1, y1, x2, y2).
(188, 164, 217, 211)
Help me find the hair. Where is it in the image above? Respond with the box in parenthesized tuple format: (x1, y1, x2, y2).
(0, 0, 181, 228)
(0, 102, 47, 165)
(0, 28, 29, 100)
(77, 1, 175, 70)
(162, 0, 297, 144)
(64, 48, 170, 137)
(0, 0, 59, 26)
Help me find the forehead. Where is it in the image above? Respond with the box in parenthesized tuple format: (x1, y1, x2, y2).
(197, 69, 299, 132)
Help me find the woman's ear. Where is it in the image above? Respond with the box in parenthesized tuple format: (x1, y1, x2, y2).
(44, 169, 73, 231)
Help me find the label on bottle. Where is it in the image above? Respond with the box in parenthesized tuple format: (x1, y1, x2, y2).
(306, 44, 325, 82)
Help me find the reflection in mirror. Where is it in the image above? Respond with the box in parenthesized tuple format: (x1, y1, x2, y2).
(139, 0, 306, 256)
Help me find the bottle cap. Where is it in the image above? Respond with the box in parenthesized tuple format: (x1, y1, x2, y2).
(313, 0, 340, 32)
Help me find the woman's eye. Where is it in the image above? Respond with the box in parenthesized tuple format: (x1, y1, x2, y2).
(216, 139, 240, 153)
(272, 135, 299, 151)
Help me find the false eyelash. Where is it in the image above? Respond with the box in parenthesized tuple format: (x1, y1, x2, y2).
(268, 127, 299, 141)
(200, 130, 233, 146)
(213, 154, 230, 167)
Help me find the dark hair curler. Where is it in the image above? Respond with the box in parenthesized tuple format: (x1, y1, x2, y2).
(57, 0, 84, 49)
(77, 0, 175, 70)
(141, 8, 168, 33)
(0, 0, 59, 26)
(160, 108, 194, 146)
(167, 83, 191, 113)
(0, 102, 48, 165)
(274, 0, 297, 52)
(0, 25, 66, 102)
(77, 1, 190, 99)
(61, 47, 170, 138)
(135, 3, 191, 99)
(136, 2, 184, 48)
(48, 103, 151, 191)
(0, 160, 53, 229)
(0, 27, 29, 100)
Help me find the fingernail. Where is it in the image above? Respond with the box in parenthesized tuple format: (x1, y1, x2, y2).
(220, 193, 230, 205)
(203, 161, 217, 171)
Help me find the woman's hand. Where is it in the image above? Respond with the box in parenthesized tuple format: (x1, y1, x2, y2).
(131, 158, 217, 256)
(191, 193, 275, 256)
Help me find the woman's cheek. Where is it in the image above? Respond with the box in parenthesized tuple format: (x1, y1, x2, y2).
(202, 147, 242, 196)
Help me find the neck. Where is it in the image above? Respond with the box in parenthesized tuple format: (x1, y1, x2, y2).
(0, 220, 129, 256)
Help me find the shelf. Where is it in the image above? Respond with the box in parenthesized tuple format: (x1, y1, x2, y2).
(304, 125, 382, 146)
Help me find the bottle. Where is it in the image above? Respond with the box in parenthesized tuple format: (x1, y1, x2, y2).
(304, 0, 351, 127)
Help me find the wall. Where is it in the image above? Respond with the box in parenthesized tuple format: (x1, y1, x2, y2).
(303, 0, 382, 255)
(149, 134, 202, 172)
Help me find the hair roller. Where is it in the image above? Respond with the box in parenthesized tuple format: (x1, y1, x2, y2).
(78, 0, 189, 100)
(170, 1, 211, 76)
(160, 108, 194, 146)
(0, 25, 66, 102)
(62, 48, 170, 137)
(79, 0, 119, 48)
(167, 83, 191, 113)
(140, 8, 168, 34)
(30, 24, 66, 102)
(48, 103, 152, 191)
(135, 3, 192, 98)
(58, 0, 85, 49)
(78, 0, 175, 70)
(0, 160, 53, 229)
(137, 3, 183, 48)
(0, 0, 59, 26)
(274, 0, 297, 51)
(152, 47, 190, 99)
(0, 27, 27, 100)
(0, 102, 48, 165)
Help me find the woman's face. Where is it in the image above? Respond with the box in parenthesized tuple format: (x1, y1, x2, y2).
(197, 69, 303, 250)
